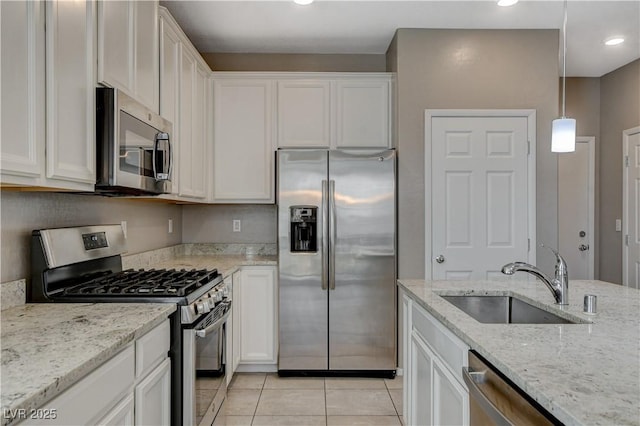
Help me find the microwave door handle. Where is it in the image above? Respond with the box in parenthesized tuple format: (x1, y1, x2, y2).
(153, 132, 170, 181)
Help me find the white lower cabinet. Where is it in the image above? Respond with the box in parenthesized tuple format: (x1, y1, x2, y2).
(97, 393, 134, 426)
(403, 291, 469, 426)
(231, 270, 242, 372)
(20, 320, 171, 426)
(134, 358, 171, 425)
(233, 266, 278, 369)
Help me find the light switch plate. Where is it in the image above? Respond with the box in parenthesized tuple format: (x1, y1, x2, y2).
(616, 219, 622, 232)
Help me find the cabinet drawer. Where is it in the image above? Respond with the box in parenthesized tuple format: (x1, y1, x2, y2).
(411, 303, 468, 382)
(136, 320, 170, 379)
(22, 344, 135, 425)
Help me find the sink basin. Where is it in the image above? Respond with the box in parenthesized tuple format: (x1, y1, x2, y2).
(441, 295, 577, 324)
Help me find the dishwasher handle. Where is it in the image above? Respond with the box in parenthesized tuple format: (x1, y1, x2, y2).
(462, 367, 512, 426)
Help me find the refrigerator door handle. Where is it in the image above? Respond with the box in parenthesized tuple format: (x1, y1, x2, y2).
(322, 180, 329, 291)
(329, 180, 336, 290)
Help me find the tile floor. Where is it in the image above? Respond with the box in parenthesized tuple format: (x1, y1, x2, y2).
(213, 373, 403, 426)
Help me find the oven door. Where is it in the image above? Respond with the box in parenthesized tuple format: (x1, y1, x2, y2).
(183, 302, 230, 426)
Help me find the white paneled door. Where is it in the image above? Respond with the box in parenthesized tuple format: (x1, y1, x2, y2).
(623, 127, 640, 288)
(428, 113, 533, 280)
(559, 137, 595, 280)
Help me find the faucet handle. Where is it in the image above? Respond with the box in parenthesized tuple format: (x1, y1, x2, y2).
(540, 244, 568, 278)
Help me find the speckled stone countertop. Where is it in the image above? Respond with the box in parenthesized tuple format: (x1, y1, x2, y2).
(144, 254, 278, 278)
(398, 278, 640, 426)
(0, 303, 176, 425)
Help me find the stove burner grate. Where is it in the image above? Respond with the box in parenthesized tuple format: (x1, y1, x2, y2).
(61, 268, 218, 297)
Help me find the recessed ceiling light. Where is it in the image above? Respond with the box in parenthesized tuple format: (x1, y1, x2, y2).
(294, 0, 314, 5)
(497, 0, 518, 6)
(604, 37, 625, 46)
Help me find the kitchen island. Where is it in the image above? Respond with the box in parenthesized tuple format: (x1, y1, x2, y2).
(398, 278, 640, 426)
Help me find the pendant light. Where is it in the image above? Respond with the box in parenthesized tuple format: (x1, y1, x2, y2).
(551, 0, 576, 153)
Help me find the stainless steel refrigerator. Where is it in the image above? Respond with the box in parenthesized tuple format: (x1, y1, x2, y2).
(277, 149, 396, 376)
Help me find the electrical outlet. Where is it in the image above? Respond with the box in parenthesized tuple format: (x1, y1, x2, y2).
(616, 219, 622, 232)
(233, 219, 241, 233)
(121, 221, 127, 239)
(168, 218, 173, 234)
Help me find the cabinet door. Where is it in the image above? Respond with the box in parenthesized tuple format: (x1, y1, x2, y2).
(277, 80, 331, 148)
(134, 358, 171, 426)
(97, 1, 133, 94)
(0, 0, 45, 182)
(159, 12, 181, 194)
(224, 275, 234, 386)
(433, 356, 469, 426)
(212, 79, 274, 203)
(335, 79, 391, 148)
(191, 63, 208, 198)
(97, 393, 134, 426)
(409, 331, 433, 426)
(238, 267, 277, 363)
(178, 50, 195, 198)
(232, 270, 242, 372)
(97, 0, 158, 112)
(45, 0, 95, 187)
(133, 0, 159, 113)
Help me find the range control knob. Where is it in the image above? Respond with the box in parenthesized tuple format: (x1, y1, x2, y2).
(207, 298, 216, 309)
(213, 291, 223, 302)
(195, 301, 208, 314)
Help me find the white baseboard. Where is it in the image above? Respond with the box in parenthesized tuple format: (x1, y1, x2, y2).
(236, 364, 278, 373)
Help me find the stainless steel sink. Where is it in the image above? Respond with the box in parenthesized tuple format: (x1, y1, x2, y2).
(441, 295, 578, 324)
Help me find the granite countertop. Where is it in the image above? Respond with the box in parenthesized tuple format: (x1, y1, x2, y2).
(0, 303, 176, 425)
(398, 278, 640, 426)
(145, 254, 278, 278)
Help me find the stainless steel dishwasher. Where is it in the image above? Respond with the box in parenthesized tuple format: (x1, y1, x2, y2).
(463, 351, 563, 426)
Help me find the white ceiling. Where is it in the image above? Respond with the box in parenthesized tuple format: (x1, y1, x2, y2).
(162, 0, 640, 77)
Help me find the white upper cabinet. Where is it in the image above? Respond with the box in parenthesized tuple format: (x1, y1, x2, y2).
(158, 7, 211, 201)
(277, 80, 331, 148)
(1, 0, 96, 191)
(177, 48, 210, 200)
(0, 0, 45, 184)
(212, 79, 274, 203)
(159, 10, 181, 196)
(45, 0, 96, 187)
(98, 0, 159, 113)
(335, 79, 391, 148)
(275, 74, 394, 149)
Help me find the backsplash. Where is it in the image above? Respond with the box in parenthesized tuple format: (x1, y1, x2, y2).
(0, 191, 183, 283)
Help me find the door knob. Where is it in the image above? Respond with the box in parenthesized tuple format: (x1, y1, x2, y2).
(435, 255, 445, 263)
(578, 244, 590, 252)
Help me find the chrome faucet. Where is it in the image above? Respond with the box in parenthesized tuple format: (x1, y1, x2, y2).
(501, 245, 569, 305)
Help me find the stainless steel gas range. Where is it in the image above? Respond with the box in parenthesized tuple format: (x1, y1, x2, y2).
(29, 225, 230, 426)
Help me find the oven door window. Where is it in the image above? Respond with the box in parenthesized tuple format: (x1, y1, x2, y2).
(119, 111, 159, 178)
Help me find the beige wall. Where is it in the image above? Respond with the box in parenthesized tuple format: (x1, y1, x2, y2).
(599, 59, 640, 283)
(202, 53, 387, 72)
(182, 204, 276, 244)
(0, 191, 182, 283)
(388, 29, 560, 279)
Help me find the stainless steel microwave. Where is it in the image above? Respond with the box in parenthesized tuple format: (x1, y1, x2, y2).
(96, 88, 173, 195)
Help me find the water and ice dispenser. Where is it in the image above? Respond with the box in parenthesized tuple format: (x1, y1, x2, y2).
(290, 206, 317, 253)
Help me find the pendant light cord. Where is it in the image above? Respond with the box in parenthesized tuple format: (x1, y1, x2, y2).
(561, 0, 568, 118)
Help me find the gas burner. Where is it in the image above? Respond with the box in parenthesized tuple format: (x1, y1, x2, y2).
(61, 268, 219, 297)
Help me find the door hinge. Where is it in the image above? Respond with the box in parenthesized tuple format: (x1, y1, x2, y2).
(625, 156, 629, 167)
(527, 141, 531, 155)
(528, 238, 531, 252)
(625, 234, 630, 246)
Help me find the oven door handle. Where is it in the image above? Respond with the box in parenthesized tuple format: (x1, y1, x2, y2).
(195, 306, 231, 338)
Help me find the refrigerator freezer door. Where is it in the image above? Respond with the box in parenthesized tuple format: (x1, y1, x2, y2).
(278, 150, 329, 370)
(328, 150, 396, 370)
